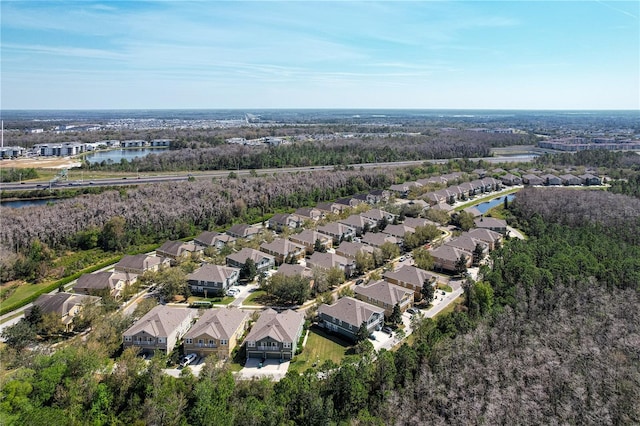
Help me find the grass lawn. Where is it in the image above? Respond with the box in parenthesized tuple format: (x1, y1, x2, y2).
(242, 290, 267, 306)
(289, 326, 350, 373)
(1, 280, 58, 310)
(434, 296, 464, 318)
(188, 296, 234, 306)
(437, 283, 453, 292)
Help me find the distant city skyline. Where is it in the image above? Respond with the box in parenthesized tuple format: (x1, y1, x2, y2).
(1, 1, 638, 111)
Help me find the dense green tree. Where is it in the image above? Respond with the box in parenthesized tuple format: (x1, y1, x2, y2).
(100, 216, 128, 251)
(240, 258, 257, 281)
(1, 320, 36, 351)
(421, 280, 435, 303)
(389, 303, 402, 325)
(412, 247, 434, 270)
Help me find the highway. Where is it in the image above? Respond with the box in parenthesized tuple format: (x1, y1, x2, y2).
(0, 155, 536, 192)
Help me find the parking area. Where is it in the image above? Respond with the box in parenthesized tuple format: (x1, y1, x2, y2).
(163, 355, 206, 378)
(236, 358, 290, 381)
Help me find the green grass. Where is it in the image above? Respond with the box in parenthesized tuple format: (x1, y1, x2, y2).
(437, 283, 453, 292)
(242, 290, 267, 306)
(188, 296, 234, 306)
(433, 296, 464, 318)
(289, 326, 350, 373)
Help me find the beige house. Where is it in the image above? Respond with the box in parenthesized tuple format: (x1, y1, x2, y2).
(354, 279, 414, 317)
(466, 228, 503, 251)
(27, 292, 100, 332)
(183, 308, 249, 360)
(156, 240, 200, 264)
(260, 238, 306, 265)
(318, 297, 384, 342)
(245, 309, 305, 360)
(73, 271, 136, 299)
(122, 306, 196, 355)
(289, 230, 332, 254)
(114, 254, 168, 275)
(383, 265, 440, 298)
(429, 245, 473, 273)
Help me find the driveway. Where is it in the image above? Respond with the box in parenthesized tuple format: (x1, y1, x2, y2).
(164, 355, 206, 377)
(236, 358, 290, 381)
(230, 282, 260, 307)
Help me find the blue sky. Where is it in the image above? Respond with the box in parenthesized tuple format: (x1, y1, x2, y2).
(1, 1, 638, 110)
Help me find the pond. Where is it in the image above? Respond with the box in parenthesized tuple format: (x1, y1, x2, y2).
(1, 198, 61, 208)
(84, 148, 166, 164)
(474, 193, 516, 214)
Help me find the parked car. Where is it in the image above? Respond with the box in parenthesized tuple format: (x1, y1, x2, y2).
(180, 353, 197, 367)
(407, 307, 419, 315)
(355, 279, 364, 285)
(381, 326, 393, 336)
(368, 333, 376, 341)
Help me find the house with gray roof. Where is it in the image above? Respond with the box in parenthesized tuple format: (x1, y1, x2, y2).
(500, 173, 522, 186)
(289, 229, 332, 254)
(383, 265, 439, 297)
(338, 215, 370, 236)
(27, 292, 100, 332)
(445, 235, 489, 263)
(317, 222, 356, 244)
(382, 224, 415, 241)
(474, 217, 508, 234)
(194, 231, 236, 250)
(307, 252, 356, 278)
(122, 306, 196, 354)
(466, 228, 503, 250)
(366, 189, 390, 204)
(226, 248, 275, 274)
(187, 264, 240, 296)
(183, 308, 249, 360)
(522, 174, 544, 186)
(260, 238, 305, 265)
(354, 280, 413, 317)
(114, 254, 168, 275)
(541, 174, 562, 186)
(579, 173, 601, 185)
(275, 263, 313, 279)
(294, 207, 323, 222)
(560, 174, 582, 186)
(361, 232, 399, 248)
(360, 208, 395, 225)
(318, 297, 384, 342)
(335, 241, 376, 259)
(429, 245, 473, 273)
(245, 309, 304, 360)
(402, 217, 438, 230)
(268, 213, 303, 232)
(156, 240, 200, 264)
(73, 271, 136, 299)
(226, 223, 261, 240)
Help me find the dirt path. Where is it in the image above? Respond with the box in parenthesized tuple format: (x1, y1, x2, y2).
(1, 157, 82, 169)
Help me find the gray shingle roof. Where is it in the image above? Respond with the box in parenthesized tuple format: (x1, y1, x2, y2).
(123, 306, 194, 338)
(354, 280, 413, 307)
(183, 308, 248, 341)
(187, 264, 239, 283)
(244, 309, 304, 343)
(318, 297, 384, 327)
(383, 265, 438, 288)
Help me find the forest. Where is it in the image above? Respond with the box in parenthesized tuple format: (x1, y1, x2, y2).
(1, 178, 639, 425)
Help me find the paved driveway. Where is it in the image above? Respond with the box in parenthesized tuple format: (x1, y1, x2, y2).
(236, 358, 290, 381)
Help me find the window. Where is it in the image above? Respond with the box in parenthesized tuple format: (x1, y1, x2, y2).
(185, 338, 192, 344)
(157, 337, 166, 343)
(220, 339, 228, 345)
(198, 339, 204, 344)
(283, 342, 291, 348)
(124, 336, 132, 342)
(209, 339, 215, 346)
(247, 341, 255, 347)
(271, 341, 278, 348)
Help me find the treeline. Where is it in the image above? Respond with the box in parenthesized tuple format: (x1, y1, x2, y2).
(535, 149, 640, 169)
(83, 130, 534, 172)
(0, 168, 39, 183)
(0, 170, 393, 282)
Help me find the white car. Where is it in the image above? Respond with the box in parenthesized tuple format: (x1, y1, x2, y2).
(180, 353, 197, 367)
(226, 288, 240, 297)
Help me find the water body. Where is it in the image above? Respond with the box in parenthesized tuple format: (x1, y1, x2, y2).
(475, 194, 516, 214)
(1, 198, 61, 209)
(85, 148, 165, 164)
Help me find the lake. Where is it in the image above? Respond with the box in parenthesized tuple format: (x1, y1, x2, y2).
(475, 194, 516, 214)
(84, 148, 166, 164)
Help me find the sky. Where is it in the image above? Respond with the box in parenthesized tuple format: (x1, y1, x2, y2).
(1, 1, 639, 110)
